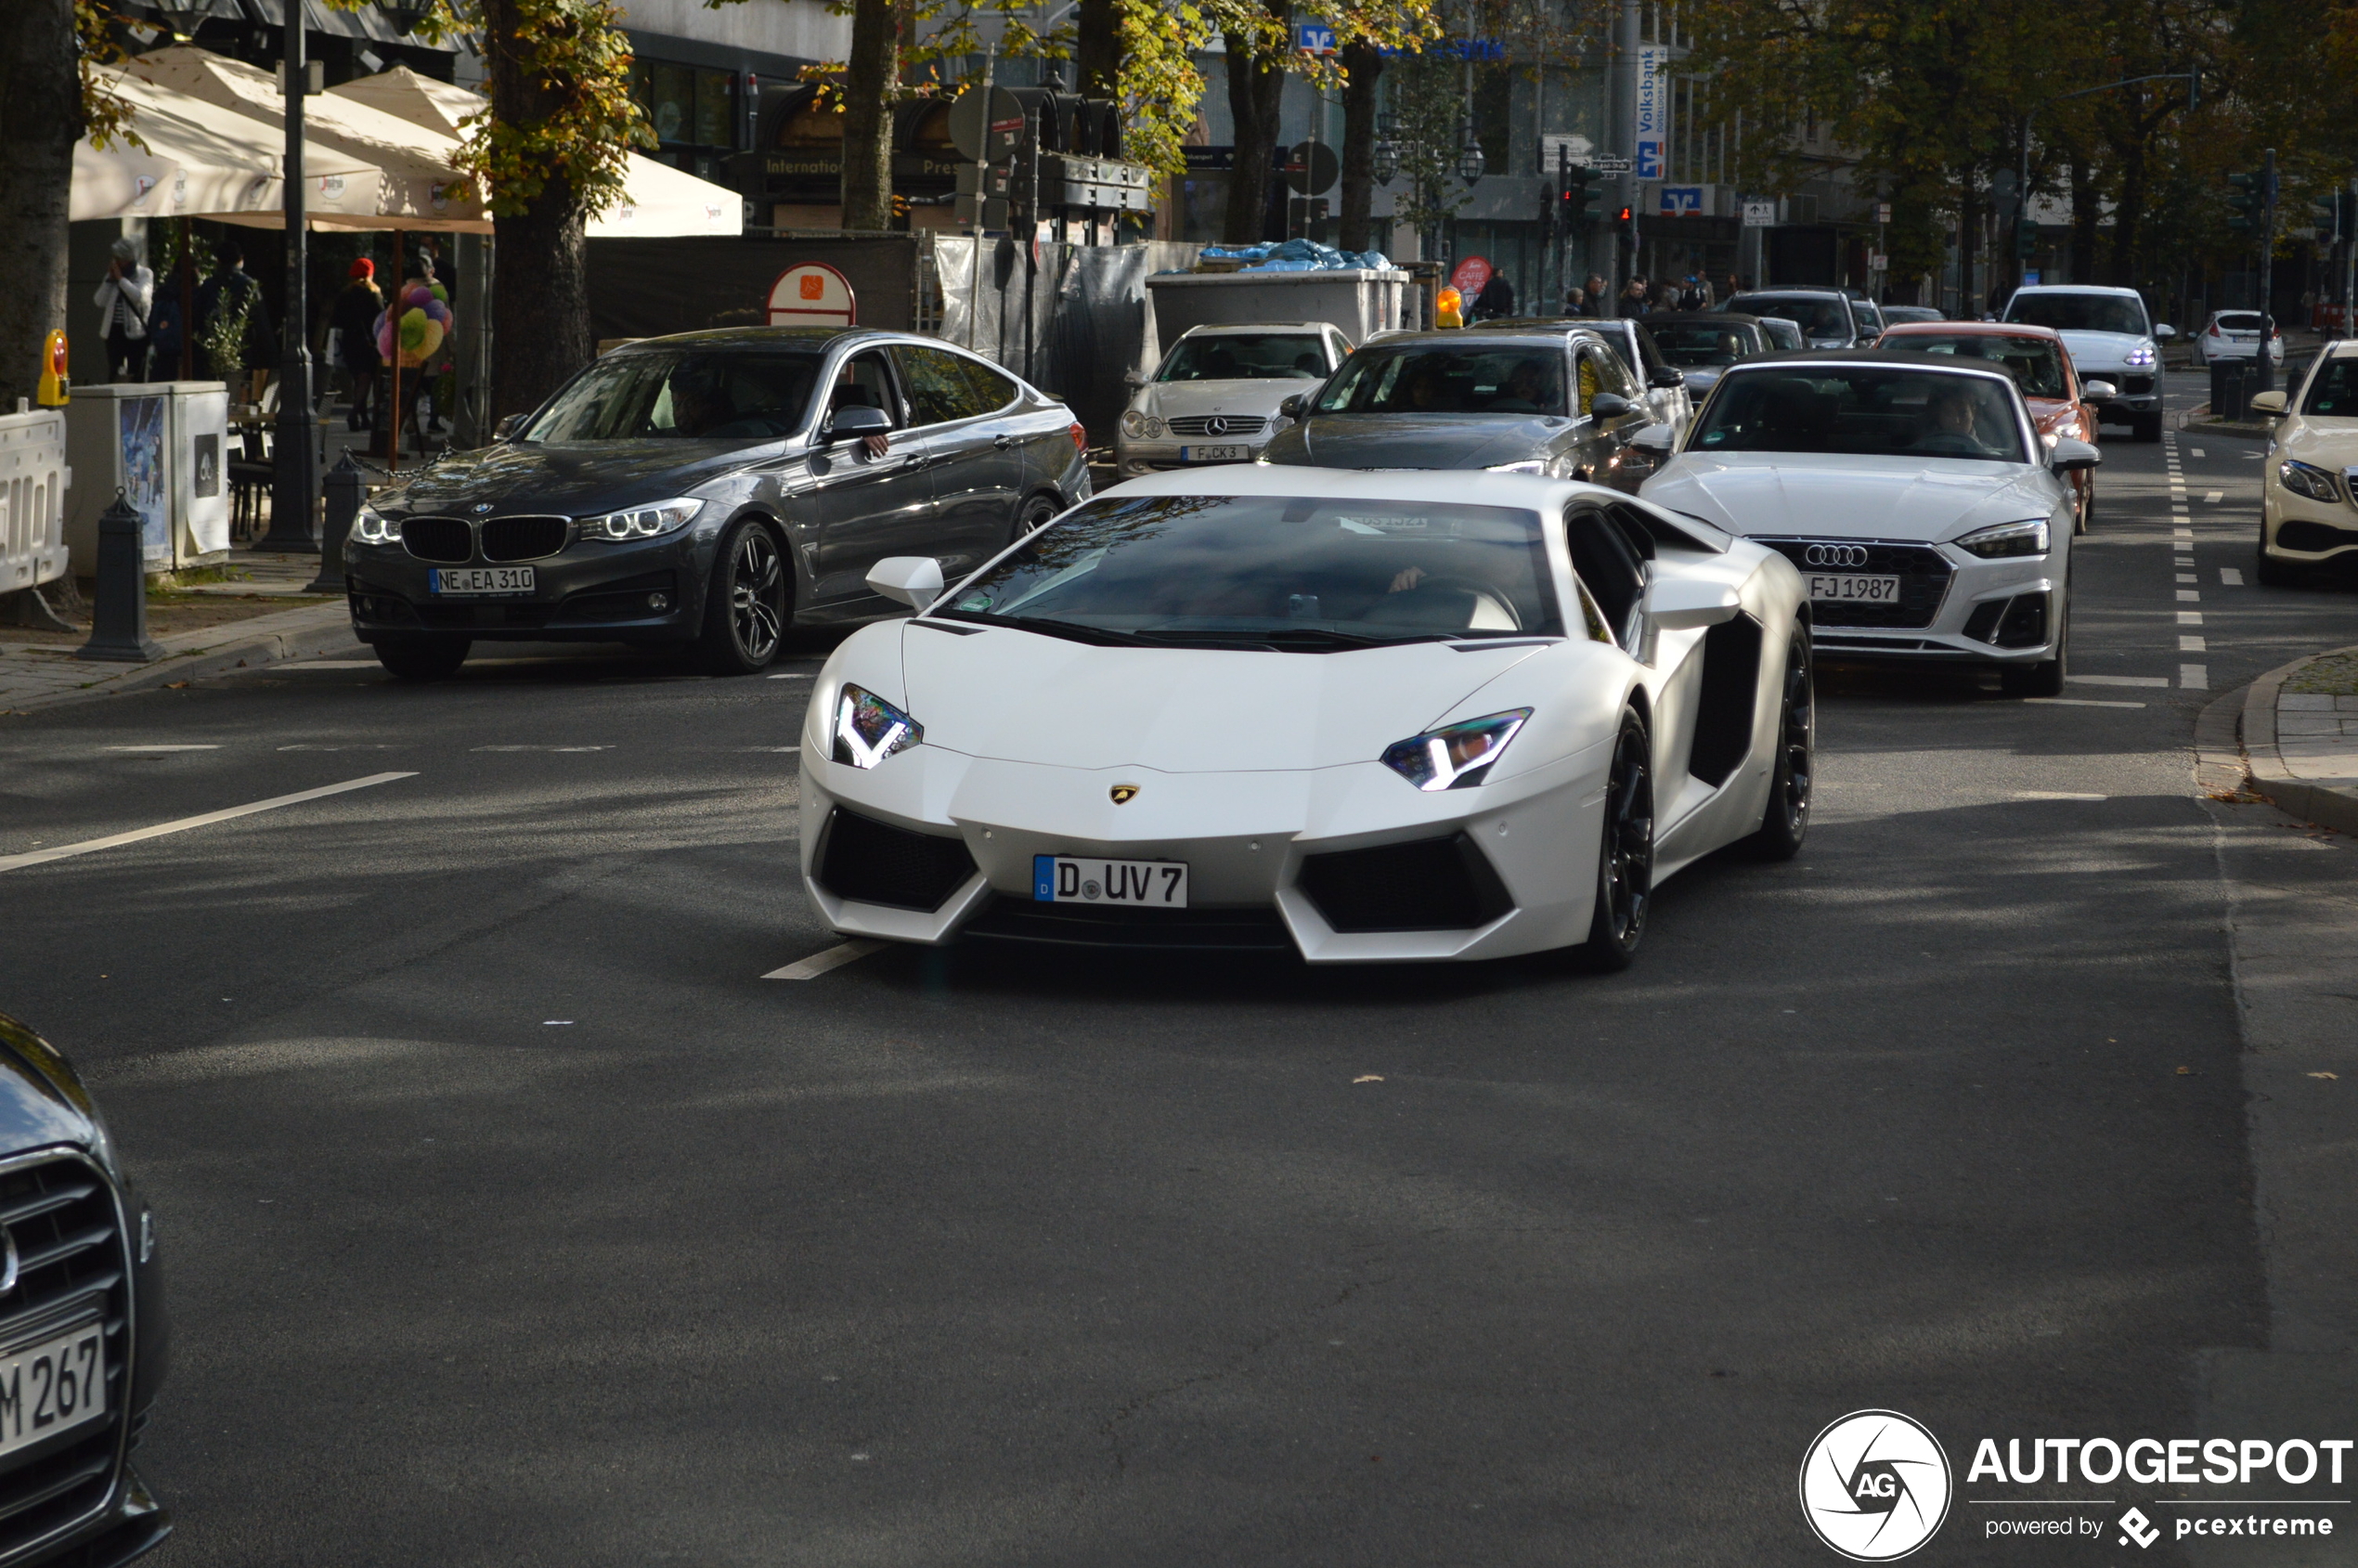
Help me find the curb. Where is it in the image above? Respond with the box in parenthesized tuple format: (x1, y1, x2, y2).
(2242, 644, 2358, 836)
(3, 603, 361, 714)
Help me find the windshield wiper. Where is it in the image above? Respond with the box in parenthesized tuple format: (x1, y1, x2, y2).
(1131, 626, 1450, 651)
(939, 613, 1147, 647)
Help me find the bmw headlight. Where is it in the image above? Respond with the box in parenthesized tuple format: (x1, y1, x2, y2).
(1484, 460, 1550, 475)
(2279, 460, 2343, 503)
(2124, 343, 2157, 368)
(1380, 708, 1533, 791)
(832, 682, 922, 769)
(1953, 519, 2051, 559)
(350, 503, 399, 546)
(576, 497, 705, 542)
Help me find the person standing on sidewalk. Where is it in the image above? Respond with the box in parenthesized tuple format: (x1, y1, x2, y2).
(94, 237, 153, 383)
(330, 258, 384, 432)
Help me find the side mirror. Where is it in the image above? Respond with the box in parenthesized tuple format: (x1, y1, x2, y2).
(2154, 324, 2177, 340)
(493, 413, 526, 442)
(2049, 436, 2102, 474)
(826, 405, 894, 444)
(1589, 393, 1634, 419)
(1627, 422, 1677, 460)
(2080, 380, 2117, 405)
(1277, 393, 1309, 419)
(2248, 390, 2288, 415)
(866, 555, 945, 611)
(1123, 369, 1148, 389)
(1647, 577, 1743, 631)
(1648, 365, 1687, 389)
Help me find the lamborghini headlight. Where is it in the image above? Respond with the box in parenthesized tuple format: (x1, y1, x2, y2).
(2279, 460, 2343, 503)
(1380, 708, 1533, 791)
(575, 497, 705, 542)
(350, 503, 399, 545)
(833, 682, 923, 769)
(1953, 519, 2050, 559)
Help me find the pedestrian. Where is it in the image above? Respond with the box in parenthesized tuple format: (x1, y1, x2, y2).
(1677, 275, 1704, 312)
(192, 239, 276, 393)
(330, 257, 384, 432)
(417, 235, 458, 305)
(1652, 284, 1679, 314)
(1618, 277, 1650, 317)
(1472, 270, 1517, 321)
(1586, 275, 1610, 317)
(94, 236, 153, 383)
(1563, 286, 1587, 317)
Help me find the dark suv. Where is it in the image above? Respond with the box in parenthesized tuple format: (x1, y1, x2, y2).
(345, 327, 1091, 679)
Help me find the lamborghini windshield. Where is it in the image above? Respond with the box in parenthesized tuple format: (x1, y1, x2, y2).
(939, 493, 1562, 649)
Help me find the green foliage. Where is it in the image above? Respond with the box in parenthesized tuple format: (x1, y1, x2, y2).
(74, 0, 142, 149)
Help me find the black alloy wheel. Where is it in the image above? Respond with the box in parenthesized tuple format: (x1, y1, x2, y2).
(1577, 710, 1655, 971)
(1739, 629, 1814, 861)
(1014, 494, 1059, 542)
(700, 520, 786, 674)
(373, 635, 471, 680)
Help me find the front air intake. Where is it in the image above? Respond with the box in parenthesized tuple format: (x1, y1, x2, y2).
(817, 809, 978, 912)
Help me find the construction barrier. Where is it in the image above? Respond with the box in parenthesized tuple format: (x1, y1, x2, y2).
(0, 403, 71, 597)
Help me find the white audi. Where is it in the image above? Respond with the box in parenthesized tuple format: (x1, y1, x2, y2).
(799, 466, 1812, 967)
(1638, 353, 2098, 696)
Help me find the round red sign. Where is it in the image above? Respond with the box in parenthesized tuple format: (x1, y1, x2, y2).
(1449, 255, 1494, 296)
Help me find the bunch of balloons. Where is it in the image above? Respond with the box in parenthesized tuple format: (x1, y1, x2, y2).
(375, 277, 453, 369)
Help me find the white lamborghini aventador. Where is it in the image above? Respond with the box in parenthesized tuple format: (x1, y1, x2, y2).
(798, 467, 1812, 967)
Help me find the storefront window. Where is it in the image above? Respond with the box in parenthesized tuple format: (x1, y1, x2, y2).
(631, 58, 738, 149)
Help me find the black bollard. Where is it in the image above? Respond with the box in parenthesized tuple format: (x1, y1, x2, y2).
(75, 491, 165, 663)
(306, 453, 362, 594)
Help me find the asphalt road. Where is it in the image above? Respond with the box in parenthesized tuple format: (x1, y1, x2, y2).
(2, 369, 2353, 1566)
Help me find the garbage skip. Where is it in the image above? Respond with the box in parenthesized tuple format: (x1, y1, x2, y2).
(1145, 268, 1416, 350)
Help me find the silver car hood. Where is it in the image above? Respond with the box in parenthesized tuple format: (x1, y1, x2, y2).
(2045, 329, 2151, 370)
(1642, 452, 2058, 542)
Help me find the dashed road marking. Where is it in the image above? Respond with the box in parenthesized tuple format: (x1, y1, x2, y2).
(106, 745, 219, 753)
(2191, 447, 2207, 458)
(471, 745, 614, 752)
(2221, 567, 2245, 586)
(2176, 590, 2201, 602)
(2176, 611, 2204, 625)
(2015, 789, 2111, 798)
(2182, 663, 2209, 690)
(2073, 675, 2170, 688)
(2182, 635, 2208, 652)
(0, 772, 416, 875)
(764, 940, 886, 980)
(2026, 699, 2144, 709)
(2176, 574, 2198, 583)
(2204, 490, 2223, 503)
(767, 673, 813, 680)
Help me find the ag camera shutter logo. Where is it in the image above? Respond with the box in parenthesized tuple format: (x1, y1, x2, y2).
(1800, 1410, 1953, 1561)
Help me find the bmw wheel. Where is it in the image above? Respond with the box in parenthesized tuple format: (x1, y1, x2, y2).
(699, 519, 786, 674)
(1014, 494, 1059, 543)
(1577, 710, 1655, 971)
(1739, 631, 1813, 861)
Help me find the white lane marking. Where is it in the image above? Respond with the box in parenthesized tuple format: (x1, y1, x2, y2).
(278, 744, 400, 751)
(766, 673, 813, 680)
(2016, 790, 2110, 799)
(764, 940, 886, 980)
(275, 661, 384, 670)
(471, 745, 614, 752)
(106, 745, 220, 753)
(2221, 567, 2245, 586)
(2204, 490, 2224, 503)
(2176, 574, 2198, 584)
(2025, 698, 2144, 709)
(2176, 611, 2204, 624)
(2192, 447, 2207, 457)
(0, 772, 415, 875)
(2182, 635, 2208, 652)
(2073, 675, 2170, 687)
(737, 746, 801, 753)
(2182, 663, 2209, 690)
(2176, 590, 2201, 602)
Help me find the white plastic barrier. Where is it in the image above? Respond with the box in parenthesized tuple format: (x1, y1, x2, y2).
(0, 403, 71, 595)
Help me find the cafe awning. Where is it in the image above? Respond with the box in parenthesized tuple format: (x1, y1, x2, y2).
(72, 68, 382, 224)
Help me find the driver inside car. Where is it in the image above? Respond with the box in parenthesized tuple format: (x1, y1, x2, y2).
(1915, 384, 1992, 456)
(827, 362, 894, 458)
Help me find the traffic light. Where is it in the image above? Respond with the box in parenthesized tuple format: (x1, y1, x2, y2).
(2015, 218, 2037, 261)
(2313, 190, 2357, 243)
(2226, 170, 2268, 233)
(1561, 163, 1599, 231)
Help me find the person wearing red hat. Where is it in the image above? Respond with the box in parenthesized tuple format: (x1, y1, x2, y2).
(331, 255, 384, 431)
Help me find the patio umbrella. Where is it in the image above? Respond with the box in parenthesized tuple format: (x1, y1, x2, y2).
(74, 68, 382, 224)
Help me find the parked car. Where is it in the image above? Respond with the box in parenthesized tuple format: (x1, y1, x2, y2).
(1114, 322, 1354, 479)
(1756, 317, 1806, 352)
(1999, 286, 2172, 441)
(1644, 313, 1775, 398)
(1258, 329, 1662, 489)
(804, 466, 1814, 967)
(1873, 319, 2112, 533)
(0, 1012, 171, 1568)
(1724, 290, 1866, 348)
(1839, 289, 1888, 338)
(2189, 310, 2285, 369)
(2247, 342, 2358, 583)
(1881, 305, 1946, 326)
(344, 327, 1091, 679)
(1472, 317, 1693, 438)
(1637, 351, 2097, 695)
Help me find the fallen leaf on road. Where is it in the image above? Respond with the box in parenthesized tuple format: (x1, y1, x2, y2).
(1353, 1074, 1383, 1084)
(2308, 1071, 2339, 1081)
(2176, 1066, 2195, 1075)
(163, 681, 188, 689)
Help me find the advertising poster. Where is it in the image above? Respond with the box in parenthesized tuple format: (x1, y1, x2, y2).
(117, 395, 169, 564)
(1634, 45, 1670, 180)
(192, 433, 220, 500)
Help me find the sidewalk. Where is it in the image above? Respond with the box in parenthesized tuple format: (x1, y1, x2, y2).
(2242, 646, 2358, 835)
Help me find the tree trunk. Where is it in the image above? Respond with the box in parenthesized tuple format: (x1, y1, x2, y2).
(483, 0, 595, 422)
(0, 0, 79, 410)
(841, 0, 900, 231)
(1075, 0, 1121, 100)
(2108, 142, 2145, 288)
(1221, 8, 1289, 246)
(2068, 156, 2098, 283)
(1338, 41, 1383, 253)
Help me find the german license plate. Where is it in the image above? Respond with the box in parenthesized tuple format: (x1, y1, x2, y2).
(430, 566, 535, 596)
(1807, 573, 1900, 605)
(1181, 445, 1249, 462)
(0, 1322, 107, 1457)
(1033, 855, 1189, 908)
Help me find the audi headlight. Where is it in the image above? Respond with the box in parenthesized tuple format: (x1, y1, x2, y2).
(576, 497, 705, 542)
(1484, 460, 1550, 475)
(350, 503, 399, 546)
(1380, 708, 1532, 791)
(1953, 519, 2050, 559)
(2124, 344, 2157, 368)
(2279, 460, 2343, 503)
(832, 682, 922, 769)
